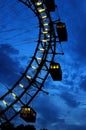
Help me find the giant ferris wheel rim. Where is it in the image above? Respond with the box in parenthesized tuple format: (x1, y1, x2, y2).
(0, 0, 63, 125)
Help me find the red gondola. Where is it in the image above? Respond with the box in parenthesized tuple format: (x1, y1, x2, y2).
(49, 62, 62, 81)
(20, 106, 36, 122)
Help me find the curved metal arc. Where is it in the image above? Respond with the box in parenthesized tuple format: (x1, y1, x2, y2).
(0, 0, 54, 101)
(0, 0, 57, 123)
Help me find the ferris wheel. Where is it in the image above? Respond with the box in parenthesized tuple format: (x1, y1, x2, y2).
(0, 0, 67, 126)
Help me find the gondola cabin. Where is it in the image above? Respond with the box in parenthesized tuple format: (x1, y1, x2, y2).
(49, 62, 62, 81)
(56, 22, 67, 42)
(45, 0, 55, 12)
(20, 106, 36, 122)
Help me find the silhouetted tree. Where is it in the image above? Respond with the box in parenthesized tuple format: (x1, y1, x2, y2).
(25, 125, 36, 130)
(0, 122, 14, 130)
(40, 128, 48, 130)
(15, 124, 24, 130)
(15, 124, 36, 130)
(0, 123, 36, 130)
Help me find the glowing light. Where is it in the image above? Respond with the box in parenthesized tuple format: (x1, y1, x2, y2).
(21, 107, 30, 111)
(39, 48, 45, 51)
(50, 65, 59, 69)
(47, 35, 50, 38)
(26, 75, 31, 80)
(3, 100, 7, 105)
(42, 31, 48, 34)
(31, 65, 37, 70)
(45, 28, 48, 31)
(12, 92, 16, 98)
(43, 23, 49, 26)
(42, 15, 47, 19)
(57, 25, 65, 28)
(19, 83, 24, 88)
(42, 39, 47, 42)
(38, 8, 46, 13)
(36, 2, 42, 6)
(56, 65, 59, 69)
(36, 57, 42, 60)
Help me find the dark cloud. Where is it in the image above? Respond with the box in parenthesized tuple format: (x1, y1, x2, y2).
(80, 79, 86, 91)
(53, 123, 86, 130)
(59, 0, 86, 64)
(0, 44, 19, 55)
(60, 92, 80, 108)
(33, 94, 65, 129)
(37, 96, 59, 120)
(65, 124, 86, 130)
(0, 44, 23, 86)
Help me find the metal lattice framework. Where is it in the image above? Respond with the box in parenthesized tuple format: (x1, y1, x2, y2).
(0, 0, 64, 125)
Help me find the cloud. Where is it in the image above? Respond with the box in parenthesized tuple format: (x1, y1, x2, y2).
(58, 0, 86, 65)
(80, 79, 86, 91)
(33, 94, 65, 129)
(0, 0, 86, 130)
(0, 44, 23, 86)
(53, 123, 86, 130)
(60, 91, 80, 108)
(0, 44, 19, 55)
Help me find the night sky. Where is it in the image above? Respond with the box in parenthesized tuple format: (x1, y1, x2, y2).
(0, 0, 86, 130)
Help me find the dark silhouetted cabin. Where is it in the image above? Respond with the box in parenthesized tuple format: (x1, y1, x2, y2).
(20, 106, 36, 123)
(45, 0, 55, 12)
(49, 62, 62, 81)
(56, 22, 67, 42)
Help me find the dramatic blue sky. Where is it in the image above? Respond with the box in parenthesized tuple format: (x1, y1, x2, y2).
(0, 0, 86, 130)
